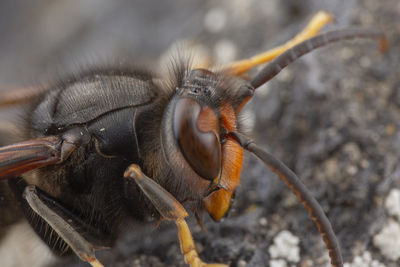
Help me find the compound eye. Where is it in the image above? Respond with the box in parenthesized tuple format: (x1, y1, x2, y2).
(173, 98, 221, 181)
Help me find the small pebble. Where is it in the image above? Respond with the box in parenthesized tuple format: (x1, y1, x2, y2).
(343, 251, 385, 267)
(258, 217, 268, 227)
(237, 259, 247, 267)
(346, 165, 358, 175)
(270, 259, 287, 267)
(373, 219, 400, 261)
(268, 230, 300, 263)
(385, 189, 400, 221)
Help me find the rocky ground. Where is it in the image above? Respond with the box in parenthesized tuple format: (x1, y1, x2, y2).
(0, 0, 399, 266)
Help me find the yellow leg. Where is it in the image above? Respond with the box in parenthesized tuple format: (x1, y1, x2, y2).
(83, 254, 104, 267)
(124, 164, 228, 267)
(176, 219, 227, 267)
(225, 11, 333, 76)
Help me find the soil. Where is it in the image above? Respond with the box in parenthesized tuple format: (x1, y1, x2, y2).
(0, 0, 399, 266)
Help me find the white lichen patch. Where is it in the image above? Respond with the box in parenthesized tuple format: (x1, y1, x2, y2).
(373, 219, 400, 261)
(268, 230, 300, 263)
(270, 259, 287, 267)
(385, 188, 400, 221)
(343, 251, 385, 267)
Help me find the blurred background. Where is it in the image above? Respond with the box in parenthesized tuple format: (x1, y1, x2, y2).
(0, 0, 399, 266)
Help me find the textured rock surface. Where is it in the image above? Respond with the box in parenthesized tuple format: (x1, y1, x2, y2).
(0, 0, 399, 266)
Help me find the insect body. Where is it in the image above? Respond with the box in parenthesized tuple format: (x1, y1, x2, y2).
(0, 12, 386, 267)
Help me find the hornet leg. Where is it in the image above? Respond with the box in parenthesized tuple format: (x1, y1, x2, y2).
(23, 185, 105, 267)
(124, 164, 227, 267)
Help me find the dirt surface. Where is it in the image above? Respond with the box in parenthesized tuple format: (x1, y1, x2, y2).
(0, 0, 399, 266)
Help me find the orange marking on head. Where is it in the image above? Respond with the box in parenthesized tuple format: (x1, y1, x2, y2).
(204, 139, 243, 221)
(218, 102, 243, 191)
(219, 139, 243, 191)
(203, 189, 233, 221)
(203, 102, 244, 221)
(219, 103, 237, 132)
